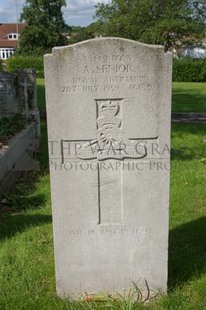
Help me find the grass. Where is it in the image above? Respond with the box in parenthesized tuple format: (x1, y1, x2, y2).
(0, 82, 206, 309)
(37, 79, 206, 113)
(37, 78, 46, 111)
(172, 82, 206, 113)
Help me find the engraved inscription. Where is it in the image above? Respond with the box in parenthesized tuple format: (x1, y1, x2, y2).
(83, 64, 134, 75)
(68, 228, 155, 236)
(82, 85, 99, 92)
(83, 54, 134, 63)
(103, 85, 119, 92)
(60, 53, 157, 93)
(73, 77, 97, 85)
(62, 86, 77, 93)
(104, 75, 146, 84)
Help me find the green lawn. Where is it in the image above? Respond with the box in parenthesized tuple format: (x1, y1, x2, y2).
(37, 79, 206, 113)
(172, 82, 206, 113)
(0, 82, 206, 309)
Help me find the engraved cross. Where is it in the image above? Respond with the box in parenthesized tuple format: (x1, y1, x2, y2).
(61, 99, 155, 226)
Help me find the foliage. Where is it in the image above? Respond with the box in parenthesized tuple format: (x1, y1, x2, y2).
(0, 114, 27, 148)
(68, 22, 105, 44)
(17, 0, 70, 56)
(173, 58, 206, 82)
(68, 27, 94, 44)
(95, 0, 206, 50)
(37, 78, 46, 110)
(7, 56, 44, 78)
(0, 59, 3, 71)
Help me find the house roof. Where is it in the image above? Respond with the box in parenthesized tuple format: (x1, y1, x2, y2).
(0, 23, 26, 49)
(0, 40, 17, 48)
(0, 23, 26, 39)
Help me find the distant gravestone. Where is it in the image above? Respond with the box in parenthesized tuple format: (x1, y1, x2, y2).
(0, 71, 18, 116)
(17, 69, 40, 138)
(44, 38, 172, 298)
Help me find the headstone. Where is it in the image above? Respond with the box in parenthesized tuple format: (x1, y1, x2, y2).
(17, 69, 40, 138)
(44, 38, 172, 298)
(0, 71, 18, 116)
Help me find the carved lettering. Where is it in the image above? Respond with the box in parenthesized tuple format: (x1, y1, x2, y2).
(69, 230, 84, 235)
(67, 228, 154, 236)
(83, 85, 98, 92)
(83, 55, 134, 63)
(83, 64, 134, 75)
(104, 85, 119, 92)
(128, 84, 144, 91)
(62, 86, 77, 92)
(112, 55, 133, 62)
(73, 77, 97, 85)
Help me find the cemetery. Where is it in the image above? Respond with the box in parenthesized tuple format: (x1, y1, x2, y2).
(0, 69, 40, 192)
(0, 37, 205, 309)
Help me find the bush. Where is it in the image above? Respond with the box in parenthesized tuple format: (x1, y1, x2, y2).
(0, 59, 3, 71)
(173, 58, 206, 82)
(7, 56, 44, 78)
(0, 114, 27, 149)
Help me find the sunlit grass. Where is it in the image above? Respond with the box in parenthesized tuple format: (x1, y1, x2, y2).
(172, 82, 206, 112)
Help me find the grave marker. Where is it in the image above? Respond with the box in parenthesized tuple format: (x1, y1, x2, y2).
(0, 71, 18, 116)
(44, 38, 172, 297)
(18, 69, 40, 138)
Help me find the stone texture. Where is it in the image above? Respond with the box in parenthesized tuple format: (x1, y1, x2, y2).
(44, 38, 172, 298)
(0, 71, 18, 116)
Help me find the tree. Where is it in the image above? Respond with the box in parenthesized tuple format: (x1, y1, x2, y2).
(68, 22, 105, 44)
(95, 0, 206, 50)
(17, 0, 70, 55)
(68, 26, 94, 44)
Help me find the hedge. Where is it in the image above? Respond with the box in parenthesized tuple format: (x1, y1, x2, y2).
(173, 58, 206, 82)
(5, 55, 206, 82)
(0, 59, 3, 71)
(7, 56, 44, 78)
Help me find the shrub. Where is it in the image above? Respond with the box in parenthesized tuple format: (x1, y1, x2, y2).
(0, 59, 3, 71)
(173, 58, 206, 82)
(7, 56, 44, 78)
(0, 114, 27, 149)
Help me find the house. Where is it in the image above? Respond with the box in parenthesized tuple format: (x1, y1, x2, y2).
(0, 23, 26, 60)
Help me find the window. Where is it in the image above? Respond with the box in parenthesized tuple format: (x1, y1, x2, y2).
(0, 48, 14, 59)
(8, 33, 19, 40)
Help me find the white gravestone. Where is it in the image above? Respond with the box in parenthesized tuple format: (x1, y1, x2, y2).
(44, 38, 172, 298)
